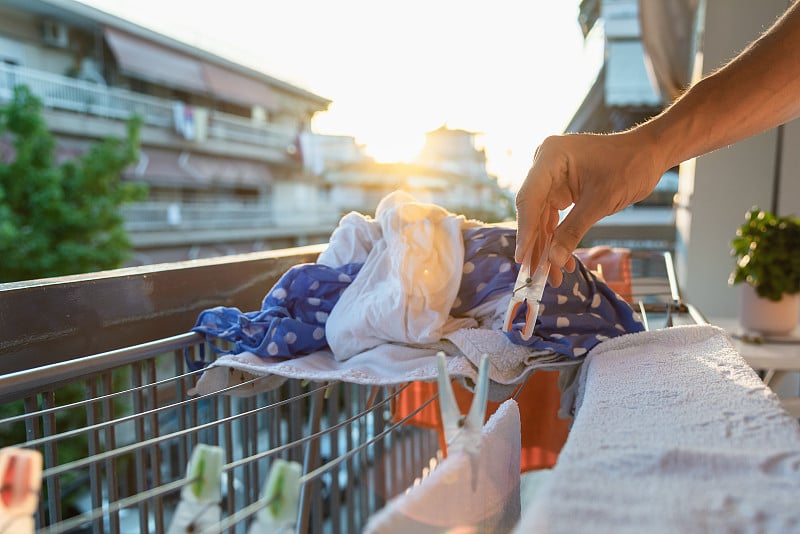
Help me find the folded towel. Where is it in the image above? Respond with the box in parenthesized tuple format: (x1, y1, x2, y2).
(515, 325, 800, 534)
(188, 336, 560, 401)
(364, 399, 521, 534)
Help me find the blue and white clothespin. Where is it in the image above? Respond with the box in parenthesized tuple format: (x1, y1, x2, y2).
(436, 351, 490, 490)
(248, 458, 302, 534)
(0, 447, 42, 534)
(167, 444, 224, 534)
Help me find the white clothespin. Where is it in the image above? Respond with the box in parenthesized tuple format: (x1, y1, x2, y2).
(436, 351, 490, 490)
(503, 234, 551, 340)
(167, 444, 224, 534)
(0, 447, 42, 534)
(248, 458, 302, 534)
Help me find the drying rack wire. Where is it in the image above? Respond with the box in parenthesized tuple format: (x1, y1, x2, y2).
(0, 336, 441, 534)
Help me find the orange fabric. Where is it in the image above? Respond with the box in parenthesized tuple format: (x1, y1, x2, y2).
(574, 246, 633, 303)
(393, 371, 570, 472)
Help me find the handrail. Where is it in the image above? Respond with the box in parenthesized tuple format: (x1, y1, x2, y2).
(0, 245, 326, 372)
(0, 332, 201, 404)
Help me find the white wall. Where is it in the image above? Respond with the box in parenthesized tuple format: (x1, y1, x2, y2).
(778, 119, 800, 216)
(676, 0, 796, 319)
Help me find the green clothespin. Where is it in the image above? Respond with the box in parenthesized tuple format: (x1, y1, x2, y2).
(250, 458, 302, 533)
(183, 443, 224, 503)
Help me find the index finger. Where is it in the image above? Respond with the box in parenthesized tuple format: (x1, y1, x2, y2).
(514, 152, 551, 268)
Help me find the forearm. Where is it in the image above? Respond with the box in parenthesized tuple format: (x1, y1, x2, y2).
(636, 2, 800, 172)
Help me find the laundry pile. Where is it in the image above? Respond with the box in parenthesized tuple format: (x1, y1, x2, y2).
(190, 191, 644, 401)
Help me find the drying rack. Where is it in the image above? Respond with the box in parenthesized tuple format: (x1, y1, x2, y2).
(0, 248, 704, 533)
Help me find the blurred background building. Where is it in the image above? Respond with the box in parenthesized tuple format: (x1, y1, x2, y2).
(0, 0, 511, 265)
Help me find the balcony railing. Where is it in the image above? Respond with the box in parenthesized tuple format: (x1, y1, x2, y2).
(0, 63, 294, 151)
(122, 201, 274, 232)
(208, 111, 294, 151)
(122, 201, 341, 233)
(0, 62, 173, 127)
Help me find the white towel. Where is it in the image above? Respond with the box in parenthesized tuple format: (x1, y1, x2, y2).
(364, 399, 522, 534)
(515, 325, 800, 534)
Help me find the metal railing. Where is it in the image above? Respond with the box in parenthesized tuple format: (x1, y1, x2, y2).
(122, 202, 276, 232)
(0, 333, 440, 533)
(0, 63, 172, 127)
(208, 111, 294, 151)
(121, 201, 341, 233)
(0, 63, 294, 150)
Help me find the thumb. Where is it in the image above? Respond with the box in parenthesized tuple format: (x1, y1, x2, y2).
(550, 202, 598, 270)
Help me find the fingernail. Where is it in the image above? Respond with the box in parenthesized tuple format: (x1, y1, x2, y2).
(550, 243, 570, 267)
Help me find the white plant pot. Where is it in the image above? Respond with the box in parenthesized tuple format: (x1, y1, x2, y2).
(739, 284, 799, 336)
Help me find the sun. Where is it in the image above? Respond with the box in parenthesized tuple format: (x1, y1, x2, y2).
(357, 131, 427, 163)
(313, 102, 431, 164)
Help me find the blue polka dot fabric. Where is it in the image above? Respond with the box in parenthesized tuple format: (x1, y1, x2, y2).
(192, 227, 644, 359)
(452, 227, 519, 315)
(504, 259, 645, 356)
(193, 262, 361, 357)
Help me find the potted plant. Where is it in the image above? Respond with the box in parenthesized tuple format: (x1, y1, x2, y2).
(729, 207, 800, 335)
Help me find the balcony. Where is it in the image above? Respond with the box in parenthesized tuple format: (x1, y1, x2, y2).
(122, 201, 341, 252)
(0, 63, 294, 154)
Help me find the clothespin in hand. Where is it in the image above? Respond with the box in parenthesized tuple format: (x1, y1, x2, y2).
(167, 444, 224, 534)
(0, 447, 42, 534)
(248, 458, 302, 534)
(436, 351, 490, 490)
(503, 234, 551, 340)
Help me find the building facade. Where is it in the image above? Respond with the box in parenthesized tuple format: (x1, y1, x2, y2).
(566, 0, 676, 250)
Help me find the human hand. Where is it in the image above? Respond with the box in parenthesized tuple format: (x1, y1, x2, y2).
(514, 130, 664, 286)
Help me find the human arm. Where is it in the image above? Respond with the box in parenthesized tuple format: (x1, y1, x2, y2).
(516, 1, 800, 286)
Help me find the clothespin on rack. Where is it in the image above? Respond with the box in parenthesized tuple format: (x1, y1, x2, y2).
(435, 351, 490, 490)
(166, 443, 224, 534)
(0, 447, 42, 534)
(248, 458, 302, 534)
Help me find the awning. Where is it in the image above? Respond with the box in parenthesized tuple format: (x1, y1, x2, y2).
(104, 27, 209, 94)
(125, 148, 272, 190)
(104, 27, 279, 110)
(125, 147, 212, 188)
(204, 64, 278, 111)
(639, 0, 700, 102)
(182, 152, 272, 189)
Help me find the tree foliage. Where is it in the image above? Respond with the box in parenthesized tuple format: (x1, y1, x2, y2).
(0, 85, 146, 282)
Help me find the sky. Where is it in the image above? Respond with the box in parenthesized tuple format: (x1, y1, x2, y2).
(77, 0, 604, 192)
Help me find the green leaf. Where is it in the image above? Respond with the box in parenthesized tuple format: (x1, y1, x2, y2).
(729, 206, 800, 301)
